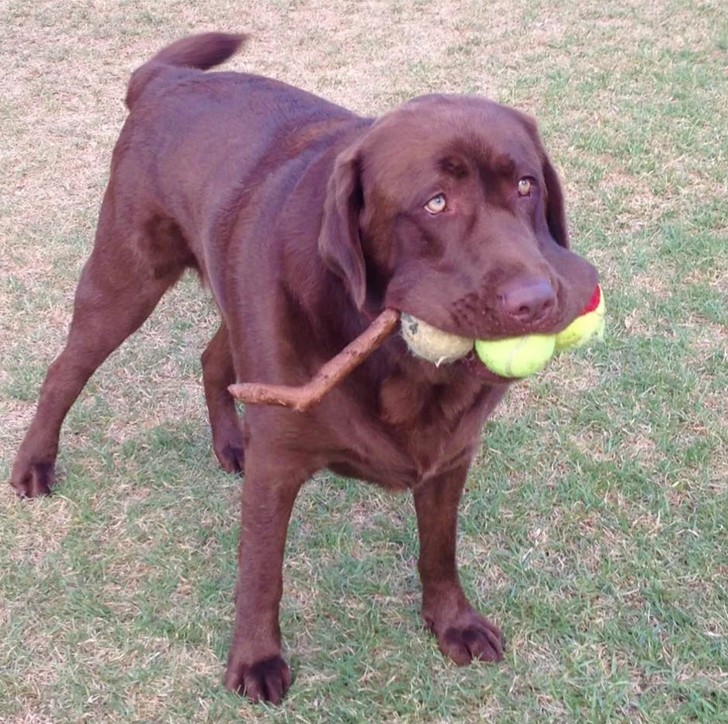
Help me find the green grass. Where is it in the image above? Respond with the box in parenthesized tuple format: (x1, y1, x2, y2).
(2, 0, 727, 721)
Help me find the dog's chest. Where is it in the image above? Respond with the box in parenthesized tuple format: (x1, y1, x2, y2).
(327, 375, 503, 489)
(328, 432, 464, 490)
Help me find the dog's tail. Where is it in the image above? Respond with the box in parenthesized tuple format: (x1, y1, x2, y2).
(126, 32, 247, 109)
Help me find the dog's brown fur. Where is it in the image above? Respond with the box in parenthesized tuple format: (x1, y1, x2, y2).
(10, 33, 598, 703)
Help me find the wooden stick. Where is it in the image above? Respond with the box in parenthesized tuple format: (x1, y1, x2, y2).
(228, 308, 400, 413)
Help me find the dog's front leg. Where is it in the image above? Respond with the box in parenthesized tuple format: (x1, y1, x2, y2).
(413, 464, 504, 665)
(224, 439, 309, 704)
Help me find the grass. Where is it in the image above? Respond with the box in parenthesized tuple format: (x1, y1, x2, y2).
(1, 0, 727, 721)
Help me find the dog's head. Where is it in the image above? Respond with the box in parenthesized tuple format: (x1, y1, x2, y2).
(319, 94, 598, 346)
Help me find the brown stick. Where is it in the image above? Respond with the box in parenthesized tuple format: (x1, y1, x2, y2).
(228, 308, 400, 413)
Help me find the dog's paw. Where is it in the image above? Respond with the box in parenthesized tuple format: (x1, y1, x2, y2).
(10, 461, 56, 498)
(215, 442, 245, 474)
(224, 654, 291, 704)
(428, 608, 504, 666)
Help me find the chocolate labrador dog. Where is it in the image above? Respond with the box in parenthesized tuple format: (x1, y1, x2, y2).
(10, 33, 598, 703)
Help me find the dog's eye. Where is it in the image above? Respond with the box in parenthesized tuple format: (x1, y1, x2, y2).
(424, 194, 447, 214)
(517, 178, 533, 197)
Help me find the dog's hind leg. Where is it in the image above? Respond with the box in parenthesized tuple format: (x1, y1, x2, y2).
(10, 203, 186, 497)
(202, 323, 245, 473)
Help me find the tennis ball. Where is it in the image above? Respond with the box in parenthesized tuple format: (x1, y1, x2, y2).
(474, 334, 556, 378)
(401, 313, 473, 365)
(555, 285, 605, 351)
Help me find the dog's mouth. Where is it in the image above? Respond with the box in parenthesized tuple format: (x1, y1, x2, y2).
(399, 284, 604, 382)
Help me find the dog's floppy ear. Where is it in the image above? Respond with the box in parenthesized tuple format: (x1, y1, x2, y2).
(319, 144, 367, 309)
(542, 154, 570, 248)
(517, 110, 570, 249)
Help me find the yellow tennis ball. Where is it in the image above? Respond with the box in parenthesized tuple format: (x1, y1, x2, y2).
(401, 313, 474, 365)
(555, 286, 606, 352)
(475, 334, 556, 378)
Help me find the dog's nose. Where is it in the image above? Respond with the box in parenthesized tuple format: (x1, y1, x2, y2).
(497, 278, 556, 325)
